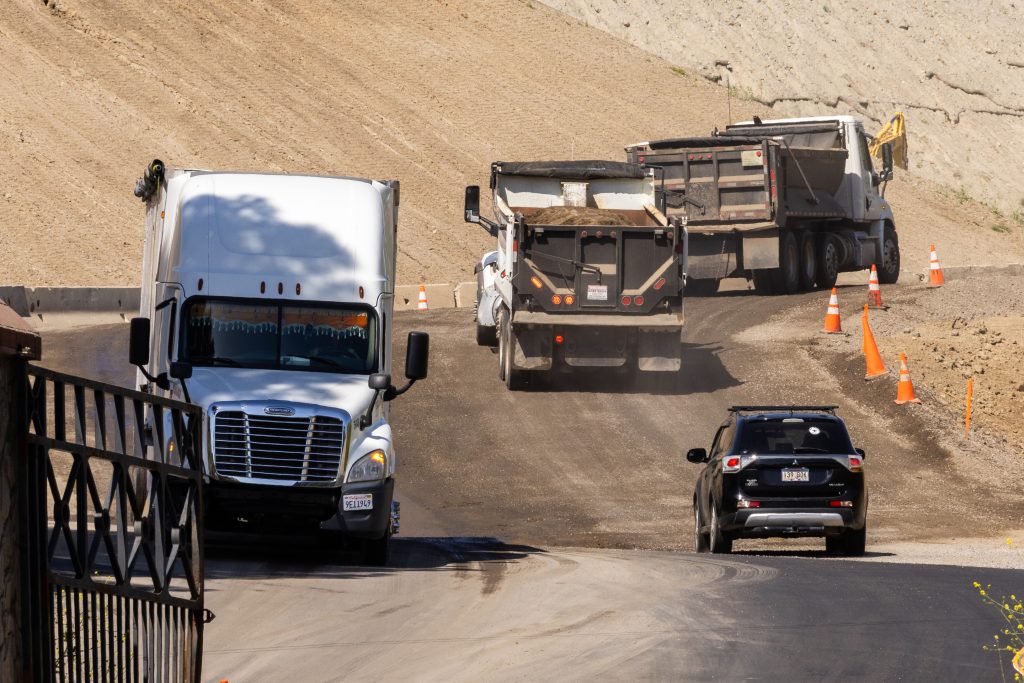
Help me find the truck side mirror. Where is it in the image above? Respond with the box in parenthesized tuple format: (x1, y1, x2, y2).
(464, 185, 481, 224)
(880, 143, 894, 182)
(686, 448, 708, 463)
(169, 361, 193, 380)
(368, 373, 392, 391)
(405, 332, 429, 380)
(129, 317, 151, 366)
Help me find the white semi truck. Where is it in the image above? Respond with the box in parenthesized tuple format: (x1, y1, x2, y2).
(128, 160, 428, 565)
(625, 116, 899, 295)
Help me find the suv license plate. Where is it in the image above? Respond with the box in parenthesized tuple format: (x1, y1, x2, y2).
(343, 493, 373, 511)
(782, 468, 810, 482)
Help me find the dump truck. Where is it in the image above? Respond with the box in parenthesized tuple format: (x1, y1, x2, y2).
(624, 115, 899, 295)
(464, 160, 687, 389)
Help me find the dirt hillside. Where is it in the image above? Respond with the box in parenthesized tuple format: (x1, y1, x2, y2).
(1, 0, 1022, 287)
(539, 0, 1024, 216)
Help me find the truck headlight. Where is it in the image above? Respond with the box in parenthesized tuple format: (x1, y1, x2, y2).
(347, 450, 386, 483)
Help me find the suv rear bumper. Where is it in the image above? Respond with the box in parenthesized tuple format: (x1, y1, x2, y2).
(722, 506, 863, 536)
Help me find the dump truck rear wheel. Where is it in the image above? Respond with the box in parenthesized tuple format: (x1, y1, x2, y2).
(497, 307, 510, 382)
(777, 230, 801, 295)
(798, 232, 818, 291)
(816, 235, 840, 290)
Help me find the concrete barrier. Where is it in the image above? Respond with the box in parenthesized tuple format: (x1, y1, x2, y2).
(454, 281, 476, 309)
(941, 263, 1023, 278)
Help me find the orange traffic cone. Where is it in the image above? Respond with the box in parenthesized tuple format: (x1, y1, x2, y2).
(862, 305, 887, 380)
(867, 264, 887, 309)
(823, 288, 842, 333)
(894, 352, 921, 404)
(417, 284, 429, 310)
(928, 244, 945, 287)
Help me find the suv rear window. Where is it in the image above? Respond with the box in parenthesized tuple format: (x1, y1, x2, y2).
(735, 419, 853, 455)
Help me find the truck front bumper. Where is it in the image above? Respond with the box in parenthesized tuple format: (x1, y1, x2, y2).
(204, 478, 395, 539)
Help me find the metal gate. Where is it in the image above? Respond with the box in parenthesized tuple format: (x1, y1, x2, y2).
(20, 365, 206, 682)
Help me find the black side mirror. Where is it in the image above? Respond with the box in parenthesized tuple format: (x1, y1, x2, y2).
(169, 361, 193, 380)
(686, 448, 708, 463)
(129, 317, 151, 366)
(405, 332, 429, 381)
(855, 447, 866, 459)
(880, 143, 894, 182)
(464, 185, 481, 223)
(368, 373, 392, 391)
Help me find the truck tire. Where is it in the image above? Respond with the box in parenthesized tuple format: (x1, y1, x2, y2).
(474, 271, 498, 346)
(878, 225, 900, 285)
(816, 235, 840, 290)
(362, 534, 391, 566)
(751, 269, 777, 295)
(798, 231, 817, 291)
(497, 307, 510, 382)
(777, 230, 801, 295)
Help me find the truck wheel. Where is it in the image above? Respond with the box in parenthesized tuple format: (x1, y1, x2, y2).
(475, 272, 498, 346)
(816, 235, 840, 290)
(777, 230, 801, 295)
(362, 534, 391, 566)
(497, 307, 510, 382)
(798, 232, 818, 291)
(878, 225, 900, 285)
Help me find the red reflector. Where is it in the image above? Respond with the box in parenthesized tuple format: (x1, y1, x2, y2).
(638, 156, 646, 163)
(674, 243, 685, 254)
(596, 230, 604, 238)
(654, 278, 666, 290)
(635, 295, 644, 306)
(830, 501, 842, 507)
(737, 500, 760, 509)
(513, 241, 518, 253)
(756, 150, 762, 157)
(554, 335, 564, 344)
(621, 296, 632, 306)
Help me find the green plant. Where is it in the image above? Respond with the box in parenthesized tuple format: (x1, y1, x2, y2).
(973, 582, 1024, 681)
(993, 223, 1012, 233)
(953, 186, 971, 204)
(670, 66, 687, 77)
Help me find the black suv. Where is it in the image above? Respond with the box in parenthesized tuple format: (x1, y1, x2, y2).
(687, 406, 867, 556)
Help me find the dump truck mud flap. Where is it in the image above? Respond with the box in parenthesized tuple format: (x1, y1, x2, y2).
(637, 328, 682, 372)
(511, 325, 553, 371)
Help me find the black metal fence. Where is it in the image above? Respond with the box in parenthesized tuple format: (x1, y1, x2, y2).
(20, 365, 206, 682)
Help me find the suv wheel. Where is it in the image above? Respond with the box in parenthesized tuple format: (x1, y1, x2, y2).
(694, 503, 709, 553)
(709, 503, 732, 554)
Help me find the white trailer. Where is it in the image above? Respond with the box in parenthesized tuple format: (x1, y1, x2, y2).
(128, 160, 428, 565)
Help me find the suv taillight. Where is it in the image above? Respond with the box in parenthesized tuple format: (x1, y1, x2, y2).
(847, 455, 863, 473)
(723, 455, 756, 473)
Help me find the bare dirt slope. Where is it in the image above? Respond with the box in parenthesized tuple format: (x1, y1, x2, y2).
(1, 0, 1021, 287)
(539, 0, 1024, 214)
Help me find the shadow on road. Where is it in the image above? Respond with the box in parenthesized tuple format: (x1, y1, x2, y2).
(204, 535, 545, 582)
(729, 549, 898, 560)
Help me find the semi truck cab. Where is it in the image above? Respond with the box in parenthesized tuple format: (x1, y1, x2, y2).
(129, 161, 427, 565)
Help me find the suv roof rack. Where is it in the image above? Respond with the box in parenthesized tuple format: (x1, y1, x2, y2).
(729, 405, 838, 415)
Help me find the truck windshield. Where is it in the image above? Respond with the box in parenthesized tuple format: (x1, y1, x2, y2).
(180, 299, 377, 374)
(735, 419, 853, 455)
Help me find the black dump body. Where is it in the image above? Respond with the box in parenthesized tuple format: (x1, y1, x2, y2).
(625, 124, 849, 227)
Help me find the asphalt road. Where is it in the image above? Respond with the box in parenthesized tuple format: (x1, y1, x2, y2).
(37, 290, 1023, 681)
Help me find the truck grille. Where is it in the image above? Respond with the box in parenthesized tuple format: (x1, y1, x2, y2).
(213, 410, 346, 483)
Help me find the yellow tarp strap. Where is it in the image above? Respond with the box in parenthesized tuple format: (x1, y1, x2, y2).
(870, 112, 908, 170)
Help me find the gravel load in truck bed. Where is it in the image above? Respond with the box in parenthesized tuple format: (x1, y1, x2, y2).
(525, 206, 635, 226)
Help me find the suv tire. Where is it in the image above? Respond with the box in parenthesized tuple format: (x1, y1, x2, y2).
(694, 503, 709, 553)
(709, 503, 732, 554)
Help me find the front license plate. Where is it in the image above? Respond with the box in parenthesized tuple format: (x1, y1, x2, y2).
(587, 284, 608, 301)
(782, 468, 810, 482)
(343, 493, 373, 511)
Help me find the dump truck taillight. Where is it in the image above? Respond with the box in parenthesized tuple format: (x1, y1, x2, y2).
(554, 335, 564, 344)
(654, 278, 666, 290)
(635, 296, 645, 306)
(552, 295, 562, 305)
(530, 276, 543, 289)
(564, 295, 575, 305)
(621, 296, 632, 306)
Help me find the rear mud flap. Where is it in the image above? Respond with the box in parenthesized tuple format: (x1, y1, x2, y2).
(512, 326, 553, 371)
(637, 329, 682, 372)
